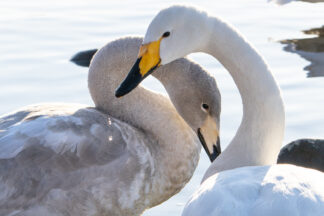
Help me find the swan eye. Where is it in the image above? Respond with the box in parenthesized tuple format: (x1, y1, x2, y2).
(162, 31, 170, 38)
(201, 103, 209, 112)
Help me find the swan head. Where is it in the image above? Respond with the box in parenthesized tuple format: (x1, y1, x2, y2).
(157, 59, 221, 162)
(115, 5, 208, 97)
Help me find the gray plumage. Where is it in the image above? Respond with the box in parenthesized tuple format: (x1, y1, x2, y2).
(0, 104, 138, 215)
(0, 37, 221, 215)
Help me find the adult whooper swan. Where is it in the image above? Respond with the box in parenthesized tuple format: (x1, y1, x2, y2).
(0, 37, 222, 216)
(115, 6, 324, 215)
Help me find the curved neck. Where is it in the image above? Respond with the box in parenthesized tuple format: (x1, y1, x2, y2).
(199, 17, 285, 180)
(88, 37, 200, 198)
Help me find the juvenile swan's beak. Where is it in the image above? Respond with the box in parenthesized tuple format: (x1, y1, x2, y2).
(115, 39, 162, 97)
(197, 116, 221, 162)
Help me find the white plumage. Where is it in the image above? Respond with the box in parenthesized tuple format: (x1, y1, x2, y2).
(183, 165, 324, 216)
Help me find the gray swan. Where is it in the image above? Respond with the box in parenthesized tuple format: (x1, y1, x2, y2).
(0, 37, 221, 216)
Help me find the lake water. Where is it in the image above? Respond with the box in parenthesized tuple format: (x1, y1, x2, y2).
(1, 0, 324, 215)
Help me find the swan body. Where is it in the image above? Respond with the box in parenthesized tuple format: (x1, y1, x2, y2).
(183, 164, 324, 216)
(115, 6, 324, 215)
(0, 103, 155, 215)
(0, 37, 221, 215)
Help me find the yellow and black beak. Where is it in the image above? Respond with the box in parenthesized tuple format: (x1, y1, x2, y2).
(115, 38, 162, 98)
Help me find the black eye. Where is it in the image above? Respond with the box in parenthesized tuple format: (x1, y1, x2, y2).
(202, 103, 209, 110)
(162, 31, 170, 38)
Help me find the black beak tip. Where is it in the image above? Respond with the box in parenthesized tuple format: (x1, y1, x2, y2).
(210, 137, 221, 162)
(114, 58, 143, 98)
(115, 88, 124, 98)
(209, 145, 221, 162)
(197, 128, 221, 163)
(114, 78, 139, 98)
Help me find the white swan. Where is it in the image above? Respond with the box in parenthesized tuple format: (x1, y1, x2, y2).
(0, 37, 222, 216)
(115, 6, 324, 215)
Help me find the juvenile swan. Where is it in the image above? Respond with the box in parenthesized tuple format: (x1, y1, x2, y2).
(0, 37, 221, 216)
(116, 6, 324, 215)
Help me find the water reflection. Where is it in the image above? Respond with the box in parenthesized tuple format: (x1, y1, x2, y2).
(270, 0, 324, 5)
(299, 0, 324, 3)
(280, 26, 324, 78)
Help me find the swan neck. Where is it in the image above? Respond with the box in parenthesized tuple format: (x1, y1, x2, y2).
(199, 17, 285, 178)
(88, 38, 200, 198)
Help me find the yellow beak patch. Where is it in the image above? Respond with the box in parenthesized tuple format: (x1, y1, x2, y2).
(138, 37, 162, 77)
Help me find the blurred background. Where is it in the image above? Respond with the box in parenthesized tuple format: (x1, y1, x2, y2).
(0, 0, 323, 215)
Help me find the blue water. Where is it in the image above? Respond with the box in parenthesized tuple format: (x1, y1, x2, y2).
(1, 0, 324, 215)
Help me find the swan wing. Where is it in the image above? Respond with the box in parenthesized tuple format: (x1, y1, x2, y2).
(0, 103, 126, 161)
